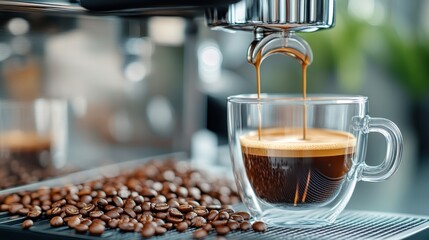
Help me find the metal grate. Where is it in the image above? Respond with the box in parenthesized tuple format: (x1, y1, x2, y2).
(0, 210, 428, 239)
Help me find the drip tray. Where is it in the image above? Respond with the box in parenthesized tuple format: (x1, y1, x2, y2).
(0, 209, 428, 239)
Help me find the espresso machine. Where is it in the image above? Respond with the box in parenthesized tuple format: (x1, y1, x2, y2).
(0, 0, 336, 166)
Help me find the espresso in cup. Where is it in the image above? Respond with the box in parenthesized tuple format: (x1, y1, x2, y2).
(240, 128, 355, 207)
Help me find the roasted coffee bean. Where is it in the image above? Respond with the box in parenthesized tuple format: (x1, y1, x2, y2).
(154, 203, 169, 212)
(166, 215, 184, 224)
(22, 219, 33, 229)
(92, 218, 106, 226)
(151, 195, 167, 204)
(96, 198, 108, 207)
(193, 229, 208, 239)
(185, 211, 198, 220)
(220, 207, 234, 214)
(188, 200, 200, 208)
(236, 212, 250, 220)
(203, 223, 213, 232)
(105, 209, 120, 219)
(124, 208, 136, 218)
(252, 221, 267, 232)
(207, 205, 222, 210)
(124, 199, 136, 209)
(134, 222, 143, 232)
(67, 216, 81, 228)
(194, 208, 208, 217)
(230, 214, 244, 222)
(105, 205, 115, 211)
(228, 220, 240, 230)
(191, 216, 206, 228)
(100, 214, 112, 222)
(240, 221, 251, 231)
(156, 212, 167, 219)
(140, 214, 153, 223)
(9, 203, 23, 214)
(207, 210, 218, 221)
(133, 196, 144, 204)
(89, 223, 105, 235)
(21, 195, 31, 205)
(167, 199, 179, 209)
(142, 202, 151, 211)
(80, 195, 92, 204)
(133, 205, 142, 214)
(89, 210, 104, 218)
(178, 204, 193, 213)
(119, 222, 135, 232)
(212, 220, 228, 227)
(108, 219, 120, 228)
(168, 208, 184, 218)
(52, 199, 66, 208)
(141, 224, 156, 238)
(27, 209, 42, 218)
(65, 205, 79, 216)
(163, 222, 173, 230)
(81, 219, 92, 226)
(18, 208, 29, 215)
(75, 223, 89, 233)
(114, 207, 124, 214)
(217, 211, 229, 220)
(141, 188, 157, 198)
(4, 194, 20, 204)
(0, 204, 9, 211)
(215, 225, 230, 235)
(81, 203, 95, 213)
(50, 216, 64, 227)
(176, 221, 188, 232)
(155, 226, 167, 235)
(112, 196, 124, 207)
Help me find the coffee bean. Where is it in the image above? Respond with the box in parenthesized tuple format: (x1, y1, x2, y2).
(124, 208, 136, 218)
(176, 221, 188, 232)
(27, 209, 42, 218)
(194, 208, 208, 217)
(178, 204, 193, 213)
(207, 205, 222, 210)
(124, 199, 136, 209)
(18, 208, 29, 215)
(141, 224, 156, 238)
(167, 199, 180, 209)
(81, 203, 95, 213)
(50, 216, 64, 227)
(9, 203, 23, 214)
(89, 223, 105, 235)
(154, 203, 169, 212)
(142, 202, 151, 211)
(212, 220, 228, 227)
(156, 211, 167, 219)
(133, 196, 144, 204)
(21, 195, 31, 205)
(166, 215, 184, 224)
(92, 218, 106, 226)
(134, 222, 143, 232)
(108, 219, 119, 228)
(81, 219, 92, 226)
(112, 196, 124, 207)
(0, 204, 9, 211)
(22, 219, 33, 229)
(155, 226, 167, 235)
(65, 205, 79, 216)
(52, 199, 66, 208)
(163, 222, 173, 230)
(89, 210, 104, 218)
(228, 220, 240, 230)
(207, 210, 218, 221)
(252, 221, 267, 232)
(191, 216, 206, 228)
(4, 194, 20, 204)
(203, 223, 213, 232)
(215, 225, 230, 235)
(119, 222, 135, 232)
(75, 223, 89, 233)
(236, 212, 250, 220)
(185, 211, 198, 220)
(240, 221, 251, 231)
(217, 211, 229, 220)
(105, 204, 115, 211)
(230, 214, 244, 222)
(105, 209, 120, 219)
(100, 214, 112, 222)
(193, 229, 208, 239)
(133, 205, 142, 214)
(169, 208, 184, 218)
(220, 207, 234, 214)
(80, 195, 92, 204)
(67, 216, 81, 228)
(141, 188, 157, 198)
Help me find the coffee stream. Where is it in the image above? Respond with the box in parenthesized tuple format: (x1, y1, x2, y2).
(251, 45, 316, 206)
(253, 48, 310, 140)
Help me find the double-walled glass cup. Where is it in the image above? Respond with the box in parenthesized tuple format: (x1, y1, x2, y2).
(227, 94, 403, 227)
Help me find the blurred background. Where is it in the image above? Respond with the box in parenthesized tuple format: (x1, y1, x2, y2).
(0, 0, 428, 215)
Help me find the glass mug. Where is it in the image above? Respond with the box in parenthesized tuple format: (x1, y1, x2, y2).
(227, 94, 403, 227)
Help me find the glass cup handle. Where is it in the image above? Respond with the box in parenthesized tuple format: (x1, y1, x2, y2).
(360, 116, 404, 182)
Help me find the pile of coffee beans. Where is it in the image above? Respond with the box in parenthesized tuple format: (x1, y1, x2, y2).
(0, 159, 267, 238)
(0, 159, 75, 189)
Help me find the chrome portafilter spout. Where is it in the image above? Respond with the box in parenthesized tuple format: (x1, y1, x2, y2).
(206, 0, 335, 66)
